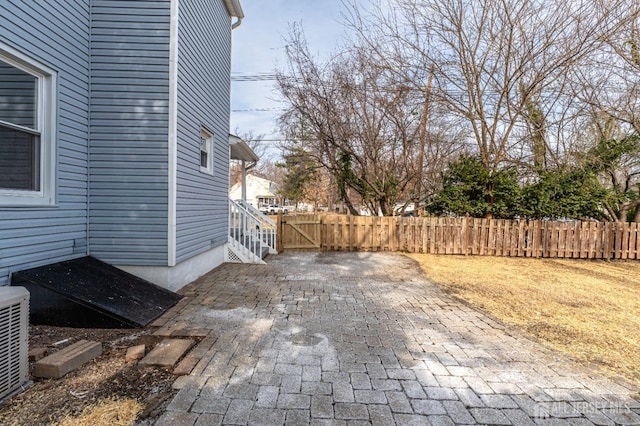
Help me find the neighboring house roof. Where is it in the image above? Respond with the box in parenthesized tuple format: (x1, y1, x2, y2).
(230, 174, 278, 200)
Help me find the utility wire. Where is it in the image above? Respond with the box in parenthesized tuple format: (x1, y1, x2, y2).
(232, 73, 280, 81)
(232, 73, 636, 96)
(232, 108, 286, 112)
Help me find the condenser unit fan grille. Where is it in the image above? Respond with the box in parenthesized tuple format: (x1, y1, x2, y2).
(0, 288, 29, 401)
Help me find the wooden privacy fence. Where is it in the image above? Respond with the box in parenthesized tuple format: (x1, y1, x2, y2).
(278, 214, 640, 259)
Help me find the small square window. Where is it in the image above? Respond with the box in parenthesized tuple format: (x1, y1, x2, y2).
(200, 127, 213, 174)
(0, 43, 56, 206)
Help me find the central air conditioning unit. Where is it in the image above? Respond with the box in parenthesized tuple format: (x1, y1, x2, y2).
(0, 287, 29, 401)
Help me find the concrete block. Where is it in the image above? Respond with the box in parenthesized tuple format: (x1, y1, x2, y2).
(126, 344, 146, 362)
(34, 340, 102, 378)
(139, 338, 194, 367)
(28, 347, 48, 362)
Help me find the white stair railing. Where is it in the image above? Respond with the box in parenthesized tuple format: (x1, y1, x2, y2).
(237, 200, 277, 253)
(228, 199, 278, 264)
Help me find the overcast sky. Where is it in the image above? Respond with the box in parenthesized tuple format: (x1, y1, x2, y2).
(230, 0, 351, 158)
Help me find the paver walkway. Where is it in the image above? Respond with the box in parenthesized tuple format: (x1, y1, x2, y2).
(153, 252, 640, 425)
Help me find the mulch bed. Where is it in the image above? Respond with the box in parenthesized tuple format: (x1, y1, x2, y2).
(0, 325, 179, 425)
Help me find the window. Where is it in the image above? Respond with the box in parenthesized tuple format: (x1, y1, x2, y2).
(200, 127, 213, 174)
(0, 43, 56, 206)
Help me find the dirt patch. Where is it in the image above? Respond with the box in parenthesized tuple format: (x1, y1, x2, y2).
(0, 325, 181, 426)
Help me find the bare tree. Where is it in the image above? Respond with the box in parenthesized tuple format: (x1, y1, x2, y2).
(574, 17, 640, 132)
(276, 25, 465, 215)
(566, 14, 640, 221)
(277, 28, 418, 215)
(347, 0, 638, 173)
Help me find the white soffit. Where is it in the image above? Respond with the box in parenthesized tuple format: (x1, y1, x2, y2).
(229, 134, 260, 162)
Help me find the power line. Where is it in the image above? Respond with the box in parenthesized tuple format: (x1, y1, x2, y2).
(232, 108, 286, 112)
(231, 72, 636, 96)
(231, 73, 279, 82)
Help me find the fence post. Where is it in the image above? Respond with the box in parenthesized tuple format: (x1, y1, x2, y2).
(276, 211, 284, 253)
(604, 222, 612, 260)
(349, 214, 354, 251)
(319, 213, 325, 252)
(462, 216, 468, 255)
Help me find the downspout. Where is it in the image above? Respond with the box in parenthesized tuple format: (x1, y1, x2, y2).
(168, 0, 179, 267)
(87, 0, 93, 256)
(224, 0, 244, 29)
(230, 0, 243, 207)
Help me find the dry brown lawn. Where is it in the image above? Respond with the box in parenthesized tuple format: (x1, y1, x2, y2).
(55, 398, 142, 426)
(407, 254, 640, 386)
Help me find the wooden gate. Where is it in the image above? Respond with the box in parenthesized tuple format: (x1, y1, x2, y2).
(278, 214, 322, 251)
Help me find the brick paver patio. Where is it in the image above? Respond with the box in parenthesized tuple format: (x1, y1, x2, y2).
(153, 252, 640, 425)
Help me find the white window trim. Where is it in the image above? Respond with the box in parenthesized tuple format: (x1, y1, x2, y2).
(0, 42, 57, 207)
(200, 127, 214, 175)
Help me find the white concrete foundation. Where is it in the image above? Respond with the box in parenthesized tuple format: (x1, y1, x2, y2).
(116, 245, 225, 292)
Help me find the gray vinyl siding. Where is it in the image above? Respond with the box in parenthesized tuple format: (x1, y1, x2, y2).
(88, 1, 171, 265)
(1, 0, 233, 284)
(175, 0, 231, 263)
(0, 1, 90, 285)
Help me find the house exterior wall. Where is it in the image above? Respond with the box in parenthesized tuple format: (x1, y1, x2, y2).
(88, 0, 171, 266)
(0, 0, 237, 290)
(174, 0, 232, 264)
(229, 174, 277, 208)
(0, 1, 91, 285)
